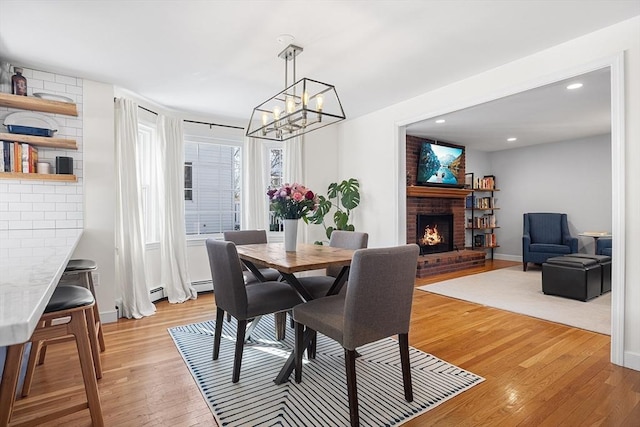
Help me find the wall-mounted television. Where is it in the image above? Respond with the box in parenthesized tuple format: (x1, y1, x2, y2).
(416, 141, 464, 187)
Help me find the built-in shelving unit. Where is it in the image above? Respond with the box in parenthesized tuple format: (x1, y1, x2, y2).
(0, 93, 78, 182)
(464, 173, 499, 259)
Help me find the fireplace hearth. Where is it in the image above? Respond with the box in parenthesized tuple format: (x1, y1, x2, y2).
(417, 213, 454, 255)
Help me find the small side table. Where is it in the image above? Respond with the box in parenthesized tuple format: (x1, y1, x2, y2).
(579, 232, 612, 254)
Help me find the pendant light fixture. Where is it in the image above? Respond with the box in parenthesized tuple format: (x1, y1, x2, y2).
(246, 44, 346, 141)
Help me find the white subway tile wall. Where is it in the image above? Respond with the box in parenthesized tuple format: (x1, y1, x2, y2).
(0, 66, 83, 230)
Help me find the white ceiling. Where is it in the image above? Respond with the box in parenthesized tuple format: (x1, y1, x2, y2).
(0, 1, 638, 146)
(406, 67, 612, 151)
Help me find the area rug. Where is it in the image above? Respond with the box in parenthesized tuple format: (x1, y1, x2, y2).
(418, 266, 610, 335)
(168, 315, 484, 426)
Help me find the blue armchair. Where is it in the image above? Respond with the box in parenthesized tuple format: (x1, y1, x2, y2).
(596, 237, 612, 256)
(522, 213, 578, 271)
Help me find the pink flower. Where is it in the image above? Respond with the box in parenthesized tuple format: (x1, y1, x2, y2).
(292, 192, 303, 201)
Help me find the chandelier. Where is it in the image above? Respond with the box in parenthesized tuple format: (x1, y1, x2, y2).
(246, 44, 346, 141)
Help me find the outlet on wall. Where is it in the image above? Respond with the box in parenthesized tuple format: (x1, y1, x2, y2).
(92, 272, 100, 286)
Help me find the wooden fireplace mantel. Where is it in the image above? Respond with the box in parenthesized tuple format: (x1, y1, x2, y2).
(406, 186, 472, 199)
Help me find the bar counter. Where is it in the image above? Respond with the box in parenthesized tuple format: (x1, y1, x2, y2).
(0, 228, 83, 346)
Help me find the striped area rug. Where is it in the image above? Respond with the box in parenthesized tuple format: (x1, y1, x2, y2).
(169, 315, 483, 426)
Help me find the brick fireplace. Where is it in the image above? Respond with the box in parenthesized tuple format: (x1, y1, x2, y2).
(406, 136, 486, 277)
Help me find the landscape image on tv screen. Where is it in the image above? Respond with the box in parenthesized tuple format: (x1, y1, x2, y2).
(416, 142, 463, 186)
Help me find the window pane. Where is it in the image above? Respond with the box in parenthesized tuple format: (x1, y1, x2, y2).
(184, 141, 241, 235)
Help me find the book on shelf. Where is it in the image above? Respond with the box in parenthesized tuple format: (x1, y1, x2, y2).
(0, 141, 38, 173)
(484, 233, 497, 247)
(473, 175, 496, 190)
(465, 195, 475, 208)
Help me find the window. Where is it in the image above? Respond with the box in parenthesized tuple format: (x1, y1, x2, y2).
(184, 139, 242, 236)
(265, 143, 283, 231)
(137, 122, 159, 243)
(184, 162, 193, 201)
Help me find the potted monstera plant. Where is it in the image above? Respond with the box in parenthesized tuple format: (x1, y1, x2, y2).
(304, 178, 361, 244)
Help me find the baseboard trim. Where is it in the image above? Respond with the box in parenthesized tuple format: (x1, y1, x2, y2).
(624, 350, 640, 372)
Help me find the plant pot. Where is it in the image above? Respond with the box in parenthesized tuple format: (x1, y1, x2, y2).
(284, 219, 298, 252)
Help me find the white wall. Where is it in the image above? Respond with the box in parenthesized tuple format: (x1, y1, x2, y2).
(487, 134, 611, 259)
(336, 17, 640, 370)
(74, 80, 117, 322)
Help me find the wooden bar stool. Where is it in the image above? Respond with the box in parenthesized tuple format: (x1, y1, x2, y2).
(21, 284, 103, 397)
(0, 285, 104, 426)
(63, 260, 105, 350)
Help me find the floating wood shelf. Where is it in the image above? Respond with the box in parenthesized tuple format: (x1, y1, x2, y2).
(0, 93, 78, 116)
(406, 186, 472, 199)
(0, 133, 77, 150)
(0, 172, 77, 182)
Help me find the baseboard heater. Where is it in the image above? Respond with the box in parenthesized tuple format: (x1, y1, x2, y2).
(116, 281, 214, 317)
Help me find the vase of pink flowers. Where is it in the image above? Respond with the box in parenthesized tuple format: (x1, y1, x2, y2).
(267, 183, 317, 251)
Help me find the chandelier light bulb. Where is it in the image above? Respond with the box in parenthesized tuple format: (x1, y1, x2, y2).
(316, 94, 324, 111)
(273, 106, 281, 120)
(262, 112, 269, 126)
(286, 97, 295, 114)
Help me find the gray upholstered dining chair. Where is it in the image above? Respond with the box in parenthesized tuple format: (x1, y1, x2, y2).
(297, 230, 369, 299)
(223, 229, 281, 283)
(292, 244, 419, 427)
(205, 239, 302, 383)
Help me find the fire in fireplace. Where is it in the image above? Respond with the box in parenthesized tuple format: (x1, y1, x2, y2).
(416, 213, 454, 255)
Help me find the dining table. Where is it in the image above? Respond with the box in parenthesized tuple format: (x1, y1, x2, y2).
(234, 242, 355, 384)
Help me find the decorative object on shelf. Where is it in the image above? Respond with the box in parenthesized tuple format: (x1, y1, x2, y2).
(246, 43, 345, 141)
(3, 111, 58, 137)
(56, 156, 73, 174)
(33, 92, 74, 103)
(304, 178, 360, 244)
(11, 67, 27, 96)
(36, 161, 50, 174)
(0, 60, 11, 94)
(267, 182, 318, 251)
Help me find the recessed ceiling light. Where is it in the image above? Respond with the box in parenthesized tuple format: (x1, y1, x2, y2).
(507, 137, 517, 142)
(435, 119, 446, 124)
(566, 83, 583, 90)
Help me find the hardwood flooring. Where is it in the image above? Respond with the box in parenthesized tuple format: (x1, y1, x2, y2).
(9, 260, 640, 426)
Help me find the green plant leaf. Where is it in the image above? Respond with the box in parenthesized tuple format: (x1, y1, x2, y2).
(334, 211, 349, 230)
(327, 182, 339, 199)
(338, 178, 360, 210)
(326, 226, 335, 240)
(305, 196, 332, 224)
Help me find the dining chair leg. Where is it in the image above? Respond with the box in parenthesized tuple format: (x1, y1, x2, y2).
(294, 322, 304, 383)
(398, 333, 413, 402)
(345, 349, 360, 427)
(274, 312, 287, 340)
(232, 319, 247, 383)
(213, 307, 224, 360)
(307, 331, 317, 359)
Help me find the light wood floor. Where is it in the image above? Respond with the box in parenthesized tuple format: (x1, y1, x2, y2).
(10, 260, 640, 426)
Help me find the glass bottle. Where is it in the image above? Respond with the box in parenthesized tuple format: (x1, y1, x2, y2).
(11, 67, 27, 96)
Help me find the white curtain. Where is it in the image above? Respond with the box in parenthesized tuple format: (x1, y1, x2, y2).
(114, 98, 156, 319)
(156, 115, 197, 303)
(284, 135, 304, 184)
(243, 137, 268, 230)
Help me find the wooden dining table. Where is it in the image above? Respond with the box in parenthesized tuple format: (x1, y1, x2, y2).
(234, 242, 355, 384)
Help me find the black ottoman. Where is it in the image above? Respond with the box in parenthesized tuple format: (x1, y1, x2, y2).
(542, 256, 601, 301)
(566, 253, 611, 294)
